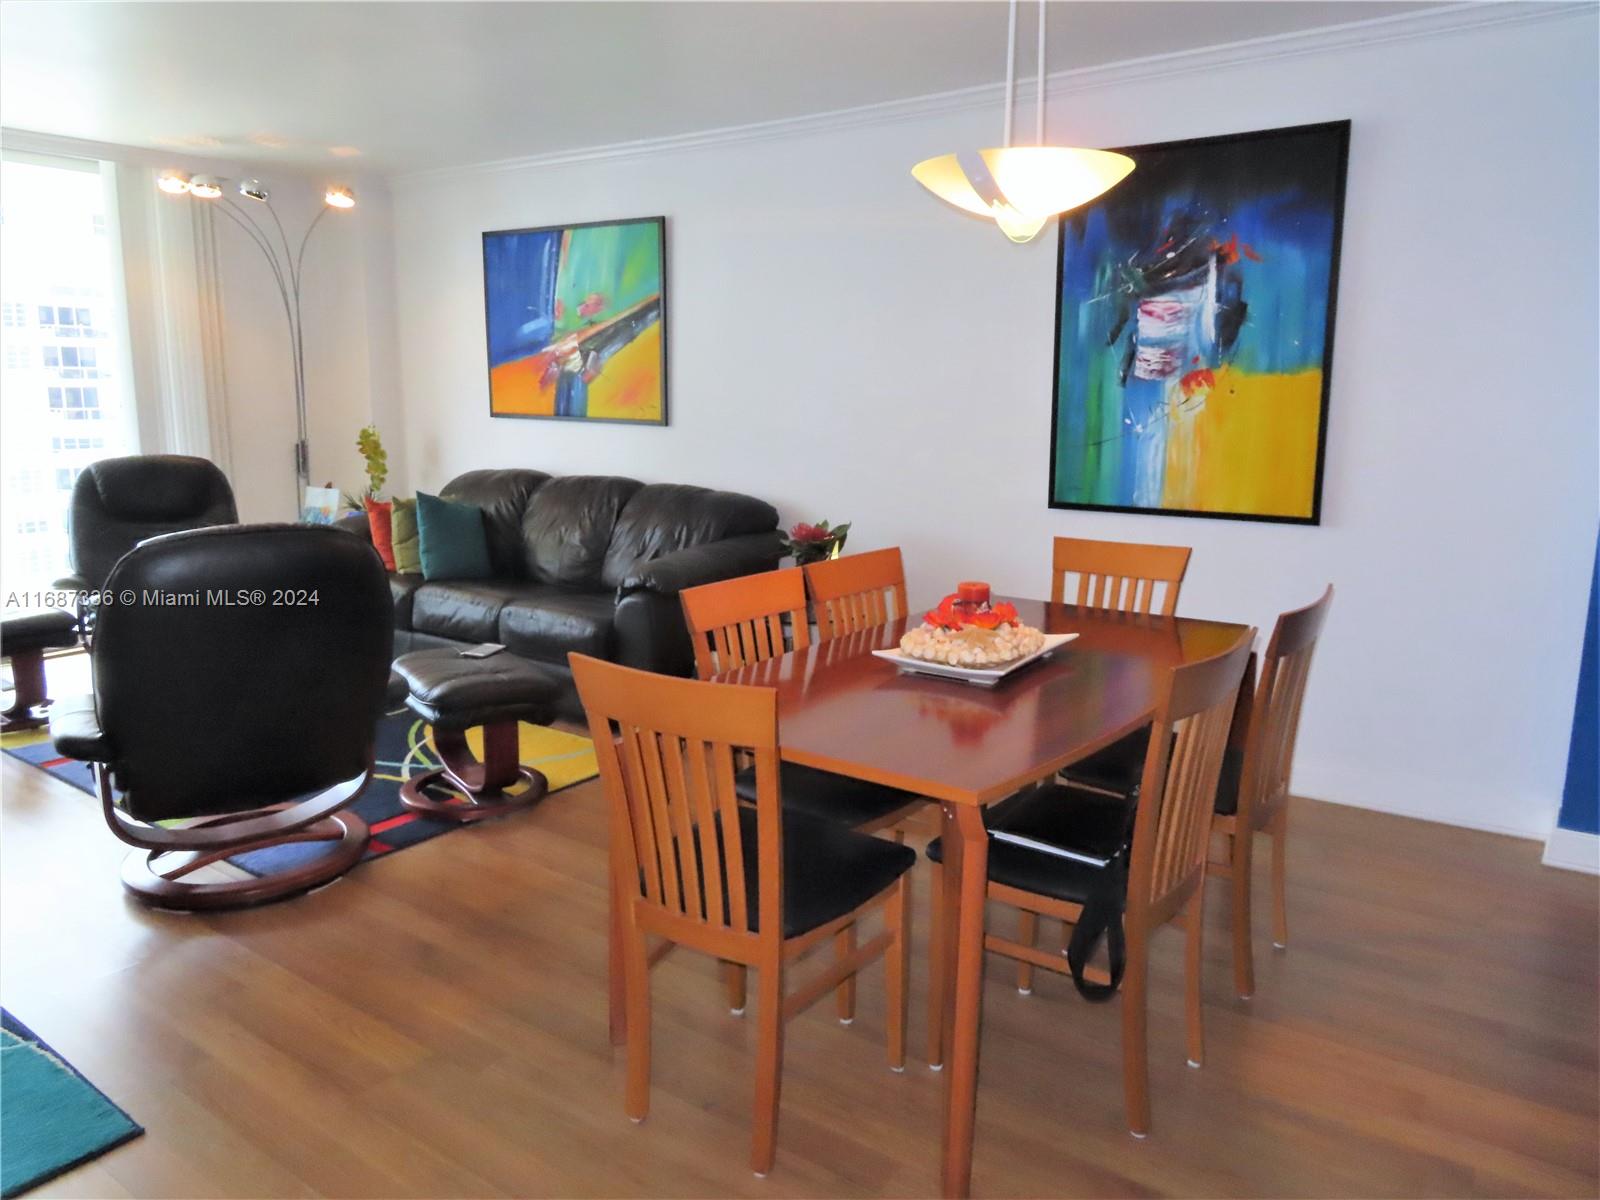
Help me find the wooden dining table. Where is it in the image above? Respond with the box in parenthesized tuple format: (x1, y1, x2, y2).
(609, 596, 1251, 1197)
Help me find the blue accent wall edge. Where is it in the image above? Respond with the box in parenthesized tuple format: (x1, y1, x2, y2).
(1557, 533, 1599, 835)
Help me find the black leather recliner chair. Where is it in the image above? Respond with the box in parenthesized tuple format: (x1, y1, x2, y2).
(59, 454, 239, 593)
(50, 524, 394, 910)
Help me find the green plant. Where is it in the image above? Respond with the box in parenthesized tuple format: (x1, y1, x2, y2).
(356, 424, 388, 498)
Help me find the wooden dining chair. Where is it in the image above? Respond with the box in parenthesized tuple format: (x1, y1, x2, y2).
(1050, 537, 1192, 617)
(803, 547, 909, 642)
(570, 654, 914, 1178)
(1051, 537, 1193, 800)
(1208, 585, 1333, 999)
(680, 568, 923, 1017)
(925, 628, 1254, 1137)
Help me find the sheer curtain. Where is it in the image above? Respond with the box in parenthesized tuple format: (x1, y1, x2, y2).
(115, 163, 233, 474)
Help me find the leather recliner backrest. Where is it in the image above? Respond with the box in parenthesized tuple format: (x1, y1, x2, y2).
(440, 468, 551, 578)
(67, 455, 238, 590)
(519, 475, 643, 587)
(600, 483, 780, 590)
(91, 524, 393, 820)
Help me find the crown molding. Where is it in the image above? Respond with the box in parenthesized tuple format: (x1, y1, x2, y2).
(393, 1, 1593, 188)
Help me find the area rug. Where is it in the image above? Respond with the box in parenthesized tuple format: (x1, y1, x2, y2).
(1, 711, 598, 873)
(0, 1009, 142, 1197)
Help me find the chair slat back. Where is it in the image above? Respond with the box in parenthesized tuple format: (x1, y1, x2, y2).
(1130, 629, 1254, 924)
(680, 568, 810, 679)
(1238, 586, 1333, 832)
(1050, 537, 1191, 616)
(571, 654, 781, 936)
(803, 547, 908, 642)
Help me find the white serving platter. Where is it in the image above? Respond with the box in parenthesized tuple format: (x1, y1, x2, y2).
(871, 632, 1078, 687)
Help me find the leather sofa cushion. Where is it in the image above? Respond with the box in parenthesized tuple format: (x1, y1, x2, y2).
(601, 483, 780, 589)
(520, 475, 642, 586)
(411, 581, 553, 643)
(499, 588, 617, 665)
(441, 469, 550, 578)
(390, 573, 424, 630)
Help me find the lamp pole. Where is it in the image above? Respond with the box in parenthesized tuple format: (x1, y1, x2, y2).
(156, 172, 355, 499)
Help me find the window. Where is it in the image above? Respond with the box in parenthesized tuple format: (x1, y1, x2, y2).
(1, 154, 135, 592)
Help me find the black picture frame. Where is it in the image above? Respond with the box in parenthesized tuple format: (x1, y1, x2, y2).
(1047, 121, 1349, 525)
(482, 215, 669, 426)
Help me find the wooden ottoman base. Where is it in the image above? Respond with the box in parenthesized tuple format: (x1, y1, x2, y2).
(400, 723, 548, 823)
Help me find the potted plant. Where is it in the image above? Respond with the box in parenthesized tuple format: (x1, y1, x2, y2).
(781, 519, 850, 566)
(342, 424, 389, 513)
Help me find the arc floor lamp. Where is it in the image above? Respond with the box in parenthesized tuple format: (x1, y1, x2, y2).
(156, 170, 356, 494)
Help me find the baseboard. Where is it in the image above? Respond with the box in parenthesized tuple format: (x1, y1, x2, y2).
(1541, 827, 1600, 875)
(1292, 757, 1557, 841)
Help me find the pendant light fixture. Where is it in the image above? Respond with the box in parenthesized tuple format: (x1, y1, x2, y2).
(912, 0, 1134, 243)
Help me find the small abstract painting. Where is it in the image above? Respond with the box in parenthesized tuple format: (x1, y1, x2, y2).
(1049, 122, 1348, 524)
(483, 216, 667, 424)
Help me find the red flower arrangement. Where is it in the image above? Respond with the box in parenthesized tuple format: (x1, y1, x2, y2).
(781, 519, 851, 566)
(923, 590, 1019, 631)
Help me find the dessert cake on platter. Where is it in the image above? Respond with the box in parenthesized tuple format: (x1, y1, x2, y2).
(898, 582, 1047, 668)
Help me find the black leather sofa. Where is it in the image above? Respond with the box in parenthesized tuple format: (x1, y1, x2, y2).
(340, 469, 784, 715)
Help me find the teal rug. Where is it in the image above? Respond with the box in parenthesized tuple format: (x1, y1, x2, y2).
(0, 1010, 142, 1196)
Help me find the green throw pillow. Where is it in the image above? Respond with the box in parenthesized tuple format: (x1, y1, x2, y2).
(416, 490, 493, 581)
(390, 498, 421, 575)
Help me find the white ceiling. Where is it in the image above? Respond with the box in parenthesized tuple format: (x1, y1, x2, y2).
(1, 1, 1439, 176)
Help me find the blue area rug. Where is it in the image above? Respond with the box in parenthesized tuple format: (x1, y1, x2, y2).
(0, 1010, 142, 1196)
(2, 711, 598, 875)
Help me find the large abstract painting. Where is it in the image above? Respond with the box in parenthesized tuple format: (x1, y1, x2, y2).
(483, 216, 667, 424)
(1049, 122, 1348, 524)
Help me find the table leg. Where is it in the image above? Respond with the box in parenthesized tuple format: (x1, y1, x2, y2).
(940, 802, 988, 1199)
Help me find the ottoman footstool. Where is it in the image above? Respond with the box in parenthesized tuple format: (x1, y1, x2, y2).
(2, 610, 79, 732)
(392, 648, 563, 823)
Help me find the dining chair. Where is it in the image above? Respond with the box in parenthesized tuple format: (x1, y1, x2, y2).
(570, 653, 914, 1178)
(680, 568, 923, 1016)
(803, 547, 909, 642)
(1050, 536, 1192, 617)
(924, 627, 1254, 1137)
(1208, 585, 1333, 998)
(1051, 537, 1192, 800)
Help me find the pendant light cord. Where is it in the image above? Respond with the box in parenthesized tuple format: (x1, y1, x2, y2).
(1003, 0, 1018, 149)
(1036, 0, 1046, 145)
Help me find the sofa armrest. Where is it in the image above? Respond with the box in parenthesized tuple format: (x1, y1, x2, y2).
(335, 512, 373, 545)
(50, 694, 114, 763)
(618, 531, 785, 597)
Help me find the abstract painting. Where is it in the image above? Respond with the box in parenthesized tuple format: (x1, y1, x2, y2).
(1049, 122, 1348, 524)
(483, 216, 667, 424)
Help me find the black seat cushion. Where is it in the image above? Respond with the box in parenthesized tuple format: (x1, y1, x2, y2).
(498, 588, 617, 665)
(2, 609, 79, 653)
(411, 581, 552, 643)
(926, 785, 1133, 906)
(1210, 746, 1247, 817)
(1060, 727, 1150, 795)
(738, 807, 915, 938)
(392, 647, 562, 731)
(734, 762, 919, 829)
(1063, 730, 1247, 818)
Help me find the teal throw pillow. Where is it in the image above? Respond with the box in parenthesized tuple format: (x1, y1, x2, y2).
(416, 490, 493, 581)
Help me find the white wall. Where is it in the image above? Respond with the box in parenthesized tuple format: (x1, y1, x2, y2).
(386, 7, 1599, 839)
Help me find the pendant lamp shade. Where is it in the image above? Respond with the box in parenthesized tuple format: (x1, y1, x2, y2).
(912, 146, 1134, 242)
(913, 0, 1133, 243)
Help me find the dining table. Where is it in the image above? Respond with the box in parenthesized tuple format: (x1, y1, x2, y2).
(609, 595, 1252, 1198)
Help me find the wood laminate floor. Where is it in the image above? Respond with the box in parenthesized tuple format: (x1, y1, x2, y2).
(2, 683, 1595, 1196)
